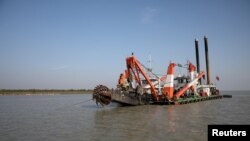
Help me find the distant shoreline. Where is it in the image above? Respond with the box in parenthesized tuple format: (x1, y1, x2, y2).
(0, 89, 93, 95)
(1, 89, 248, 96)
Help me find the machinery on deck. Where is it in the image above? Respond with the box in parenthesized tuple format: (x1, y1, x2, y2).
(93, 36, 221, 106)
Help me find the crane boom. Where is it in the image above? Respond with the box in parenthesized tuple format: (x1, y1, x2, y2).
(174, 71, 205, 99)
(126, 55, 158, 101)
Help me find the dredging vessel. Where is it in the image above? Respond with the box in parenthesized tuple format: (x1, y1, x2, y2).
(93, 36, 222, 106)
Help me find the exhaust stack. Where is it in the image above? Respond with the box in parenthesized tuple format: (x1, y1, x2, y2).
(195, 39, 201, 84)
(204, 36, 211, 85)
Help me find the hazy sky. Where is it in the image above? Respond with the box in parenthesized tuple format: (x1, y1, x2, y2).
(0, 0, 250, 90)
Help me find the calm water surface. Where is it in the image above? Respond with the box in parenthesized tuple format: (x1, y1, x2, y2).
(0, 91, 250, 141)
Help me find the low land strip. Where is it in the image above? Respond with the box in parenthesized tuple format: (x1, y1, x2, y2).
(0, 89, 93, 95)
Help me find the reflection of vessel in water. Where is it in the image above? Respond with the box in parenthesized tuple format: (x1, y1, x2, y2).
(93, 36, 223, 106)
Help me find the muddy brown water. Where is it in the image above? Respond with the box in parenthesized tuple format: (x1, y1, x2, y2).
(0, 91, 249, 141)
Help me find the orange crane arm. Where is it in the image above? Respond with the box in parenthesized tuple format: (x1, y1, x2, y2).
(126, 56, 158, 101)
(174, 71, 205, 99)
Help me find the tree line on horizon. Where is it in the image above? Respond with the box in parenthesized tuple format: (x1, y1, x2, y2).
(0, 89, 93, 95)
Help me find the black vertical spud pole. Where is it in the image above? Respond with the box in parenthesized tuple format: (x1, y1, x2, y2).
(195, 38, 201, 84)
(204, 36, 210, 85)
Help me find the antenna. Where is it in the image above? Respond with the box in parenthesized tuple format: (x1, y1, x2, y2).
(147, 54, 152, 72)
